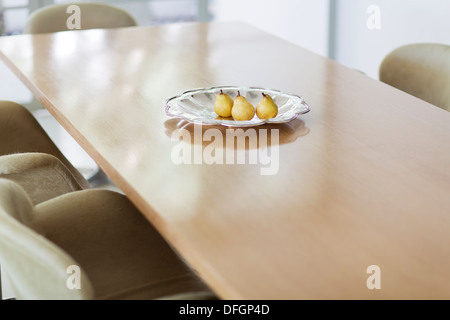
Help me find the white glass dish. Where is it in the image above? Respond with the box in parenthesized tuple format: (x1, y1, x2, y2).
(164, 86, 311, 127)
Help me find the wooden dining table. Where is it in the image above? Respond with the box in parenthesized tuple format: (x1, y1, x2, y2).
(1, 21, 450, 300)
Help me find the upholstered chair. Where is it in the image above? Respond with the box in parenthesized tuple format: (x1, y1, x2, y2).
(24, 2, 137, 34)
(0, 178, 215, 300)
(379, 43, 450, 111)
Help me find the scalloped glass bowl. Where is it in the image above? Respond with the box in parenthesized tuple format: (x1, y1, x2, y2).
(164, 86, 310, 127)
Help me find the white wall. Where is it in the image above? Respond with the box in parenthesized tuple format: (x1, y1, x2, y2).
(210, 0, 330, 57)
(333, 0, 450, 79)
(211, 0, 450, 79)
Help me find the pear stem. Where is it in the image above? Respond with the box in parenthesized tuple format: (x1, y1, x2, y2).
(262, 92, 266, 97)
(220, 89, 224, 94)
(237, 91, 241, 97)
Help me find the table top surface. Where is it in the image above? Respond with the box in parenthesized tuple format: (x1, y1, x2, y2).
(1, 21, 450, 299)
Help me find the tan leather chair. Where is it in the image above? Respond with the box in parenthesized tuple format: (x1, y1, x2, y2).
(24, 2, 137, 34)
(0, 101, 90, 190)
(0, 178, 215, 300)
(379, 43, 450, 111)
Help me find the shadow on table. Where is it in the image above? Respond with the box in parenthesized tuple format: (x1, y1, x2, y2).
(163, 118, 310, 150)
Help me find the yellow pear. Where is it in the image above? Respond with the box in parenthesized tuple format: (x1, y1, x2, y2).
(214, 90, 234, 117)
(231, 91, 255, 121)
(256, 93, 278, 119)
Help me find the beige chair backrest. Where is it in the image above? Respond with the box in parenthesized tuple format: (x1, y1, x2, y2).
(24, 2, 137, 34)
(379, 43, 450, 111)
(0, 179, 94, 299)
